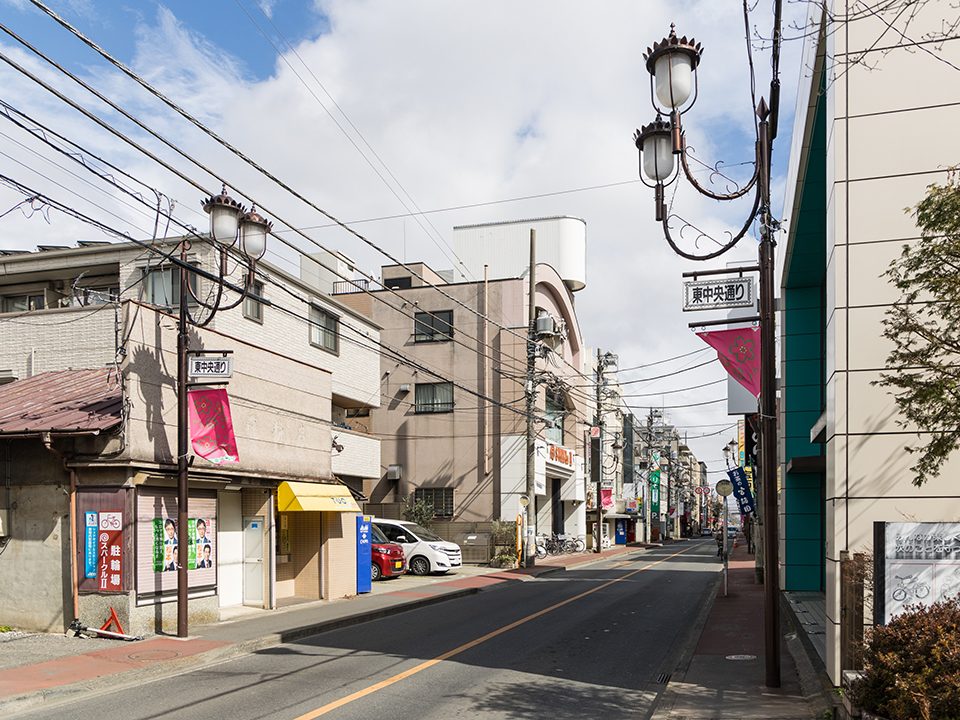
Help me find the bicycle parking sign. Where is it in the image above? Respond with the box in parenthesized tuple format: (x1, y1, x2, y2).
(876, 521, 960, 624)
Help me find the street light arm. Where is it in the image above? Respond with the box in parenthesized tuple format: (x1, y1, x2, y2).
(661, 187, 761, 261)
(679, 136, 761, 201)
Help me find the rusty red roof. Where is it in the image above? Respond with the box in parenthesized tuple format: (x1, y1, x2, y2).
(0, 368, 123, 434)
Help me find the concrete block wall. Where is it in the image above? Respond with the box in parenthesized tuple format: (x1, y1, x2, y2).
(0, 306, 117, 379)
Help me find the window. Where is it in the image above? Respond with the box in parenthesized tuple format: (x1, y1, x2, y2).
(309, 305, 339, 354)
(346, 407, 370, 418)
(384, 276, 412, 290)
(243, 281, 264, 322)
(545, 389, 565, 445)
(414, 382, 453, 413)
(76, 286, 119, 306)
(414, 310, 453, 342)
(2, 293, 44, 313)
(414, 488, 454, 518)
(142, 267, 197, 308)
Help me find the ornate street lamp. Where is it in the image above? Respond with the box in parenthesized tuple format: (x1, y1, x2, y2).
(172, 187, 269, 638)
(634, 23, 781, 688)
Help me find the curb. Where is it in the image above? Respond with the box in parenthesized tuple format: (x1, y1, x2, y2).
(649, 568, 722, 720)
(781, 594, 838, 719)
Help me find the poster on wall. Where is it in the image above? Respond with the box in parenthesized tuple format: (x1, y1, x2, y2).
(84, 512, 98, 579)
(152, 518, 214, 572)
(876, 521, 960, 624)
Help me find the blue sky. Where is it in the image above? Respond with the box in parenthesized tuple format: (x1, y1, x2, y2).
(0, 0, 812, 470)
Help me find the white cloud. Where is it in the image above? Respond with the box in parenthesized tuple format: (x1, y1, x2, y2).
(0, 0, 811, 466)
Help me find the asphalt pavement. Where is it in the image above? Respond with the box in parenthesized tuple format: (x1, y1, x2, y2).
(0, 537, 835, 719)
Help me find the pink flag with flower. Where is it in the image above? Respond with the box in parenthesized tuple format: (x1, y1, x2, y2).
(696, 326, 762, 398)
(188, 389, 239, 464)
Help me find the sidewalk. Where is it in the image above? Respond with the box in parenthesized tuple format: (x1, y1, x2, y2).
(653, 539, 835, 719)
(0, 538, 833, 718)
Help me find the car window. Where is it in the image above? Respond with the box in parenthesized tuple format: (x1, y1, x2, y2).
(379, 526, 402, 542)
(371, 524, 389, 543)
(404, 523, 442, 541)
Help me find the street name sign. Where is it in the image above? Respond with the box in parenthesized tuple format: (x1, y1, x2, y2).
(683, 277, 754, 311)
(188, 355, 234, 379)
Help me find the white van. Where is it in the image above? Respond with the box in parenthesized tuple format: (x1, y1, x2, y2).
(372, 519, 462, 576)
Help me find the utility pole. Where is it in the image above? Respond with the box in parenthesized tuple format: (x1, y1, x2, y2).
(593, 349, 603, 552)
(176, 240, 189, 638)
(524, 229, 537, 567)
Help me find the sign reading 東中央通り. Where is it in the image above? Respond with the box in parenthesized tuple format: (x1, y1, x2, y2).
(683, 277, 754, 311)
(188, 356, 234, 379)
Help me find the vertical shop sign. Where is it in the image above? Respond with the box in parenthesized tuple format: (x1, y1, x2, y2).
(98, 512, 123, 591)
(84, 511, 98, 578)
(726, 466, 756, 515)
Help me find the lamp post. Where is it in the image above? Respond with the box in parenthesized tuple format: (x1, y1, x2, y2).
(175, 187, 269, 638)
(635, 24, 781, 688)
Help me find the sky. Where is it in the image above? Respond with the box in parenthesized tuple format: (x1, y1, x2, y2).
(0, 0, 814, 479)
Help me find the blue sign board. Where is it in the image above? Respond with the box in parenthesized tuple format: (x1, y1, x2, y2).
(356, 515, 372, 594)
(727, 467, 756, 516)
(84, 512, 98, 578)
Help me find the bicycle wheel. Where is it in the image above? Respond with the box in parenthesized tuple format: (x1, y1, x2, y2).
(574, 538, 586, 552)
(892, 588, 907, 602)
(563, 539, 578, 553)
(536, 543, 547, 560)
(916, 584, 930, 599)
(547, 540, 562, 556)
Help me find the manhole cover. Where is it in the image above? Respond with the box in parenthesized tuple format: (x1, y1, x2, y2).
(126, 649, 183, 662)
(725, 654, 757, 661)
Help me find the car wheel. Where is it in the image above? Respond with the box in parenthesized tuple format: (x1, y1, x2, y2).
(371, 562, 382, 581)
(410, 556, 431, 576)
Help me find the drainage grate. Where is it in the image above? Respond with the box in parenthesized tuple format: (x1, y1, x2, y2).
(655, 673, 672, 684)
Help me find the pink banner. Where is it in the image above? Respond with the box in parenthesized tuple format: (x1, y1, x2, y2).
(696, 326, 761, 398)
(188, 388, 239, 464)
(601, 488, 614, 509)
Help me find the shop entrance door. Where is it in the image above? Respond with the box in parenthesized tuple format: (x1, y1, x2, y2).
(551, 479, 563, 535)
(242, 515, 264, 606)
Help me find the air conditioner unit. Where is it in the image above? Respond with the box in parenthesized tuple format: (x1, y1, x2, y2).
(387, 465, 402, 480)
(535, 314, 556, 336)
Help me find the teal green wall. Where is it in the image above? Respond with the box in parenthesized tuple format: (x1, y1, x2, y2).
(781, 73, 828, 592)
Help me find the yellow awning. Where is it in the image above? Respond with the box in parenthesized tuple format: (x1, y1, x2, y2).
(278, 481, 360, 513)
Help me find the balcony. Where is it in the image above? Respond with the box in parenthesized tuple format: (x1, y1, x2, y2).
(332, 279, 370, 295)
(331, 428, 380, 479)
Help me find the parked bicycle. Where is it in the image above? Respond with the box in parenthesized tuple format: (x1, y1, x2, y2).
(535, 533, 585, 557)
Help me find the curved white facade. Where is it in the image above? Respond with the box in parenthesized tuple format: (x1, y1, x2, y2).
(452, 216, 587, 291)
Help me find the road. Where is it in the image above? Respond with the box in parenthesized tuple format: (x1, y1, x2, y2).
(18, 540, 719, 720)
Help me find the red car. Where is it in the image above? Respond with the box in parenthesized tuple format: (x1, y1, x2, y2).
(371, 523, 406, 580)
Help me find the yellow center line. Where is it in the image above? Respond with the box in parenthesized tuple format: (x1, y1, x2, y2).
(294, 543, 698, 719)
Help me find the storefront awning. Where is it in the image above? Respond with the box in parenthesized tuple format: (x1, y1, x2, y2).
(278, 481, 360, 512)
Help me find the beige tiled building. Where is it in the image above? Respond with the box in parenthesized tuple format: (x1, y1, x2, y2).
(780, 0, 960, 684)
(335, 218, 591, 547)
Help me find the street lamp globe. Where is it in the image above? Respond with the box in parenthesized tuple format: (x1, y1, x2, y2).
(635, 117, 674, 182)
(239, 206, 271, 260)
(202, 185, 243, 245)
(643, 25, 702, 112)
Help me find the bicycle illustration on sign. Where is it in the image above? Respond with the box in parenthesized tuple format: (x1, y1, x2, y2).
(892, 574, 931, 602)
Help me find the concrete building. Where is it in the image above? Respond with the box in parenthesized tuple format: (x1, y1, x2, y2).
(334, 217, 590, 551)
(779, 0, 960, 684)
(0, 236, 381, 634)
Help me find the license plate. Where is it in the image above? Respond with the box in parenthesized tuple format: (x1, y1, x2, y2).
(393, 561, 402, 570)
